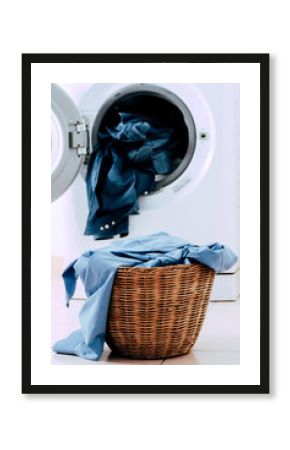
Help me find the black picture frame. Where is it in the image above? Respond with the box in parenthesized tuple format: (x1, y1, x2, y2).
(22, 53, 269, 394)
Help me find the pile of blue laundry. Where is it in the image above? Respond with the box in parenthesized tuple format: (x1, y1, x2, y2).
(52, 232, 238, 361)
(84, 112, 184, 239)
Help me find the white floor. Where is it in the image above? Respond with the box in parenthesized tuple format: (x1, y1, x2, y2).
(51, 262, 240, 365)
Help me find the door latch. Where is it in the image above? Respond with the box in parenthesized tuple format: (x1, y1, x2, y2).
(68, 119, 89, 158)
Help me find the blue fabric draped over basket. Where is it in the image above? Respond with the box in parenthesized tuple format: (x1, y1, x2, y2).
(53, 232, 238, 361)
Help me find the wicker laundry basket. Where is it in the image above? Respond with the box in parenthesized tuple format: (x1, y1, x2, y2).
(106, 263, 215, 359)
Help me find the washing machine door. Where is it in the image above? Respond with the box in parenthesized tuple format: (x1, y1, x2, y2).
(51, 83, 89, 202)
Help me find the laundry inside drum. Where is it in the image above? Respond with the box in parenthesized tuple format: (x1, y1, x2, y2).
(93, 89, 196, 193)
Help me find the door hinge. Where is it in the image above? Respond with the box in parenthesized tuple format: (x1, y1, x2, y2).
(68, 119, 90, 158)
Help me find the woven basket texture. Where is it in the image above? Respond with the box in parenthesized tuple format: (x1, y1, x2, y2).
(106, 263, 215, 359)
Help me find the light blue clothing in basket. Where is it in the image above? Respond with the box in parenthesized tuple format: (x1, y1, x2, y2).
(52, 232, 238, 361)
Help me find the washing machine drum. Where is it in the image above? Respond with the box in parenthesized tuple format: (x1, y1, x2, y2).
(51, 83, 214, 206)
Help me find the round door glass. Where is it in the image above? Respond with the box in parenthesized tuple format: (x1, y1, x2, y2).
(51, 111, 64, 176)
(51, 83, 83, 202)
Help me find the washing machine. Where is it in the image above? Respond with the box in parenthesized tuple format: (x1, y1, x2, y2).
(51, 82, 240, 301)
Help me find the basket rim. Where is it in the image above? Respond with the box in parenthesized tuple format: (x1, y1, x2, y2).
(116, 263, 215, 273)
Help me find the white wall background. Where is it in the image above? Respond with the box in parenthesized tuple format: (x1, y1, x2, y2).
(0, 1, 285, 449)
